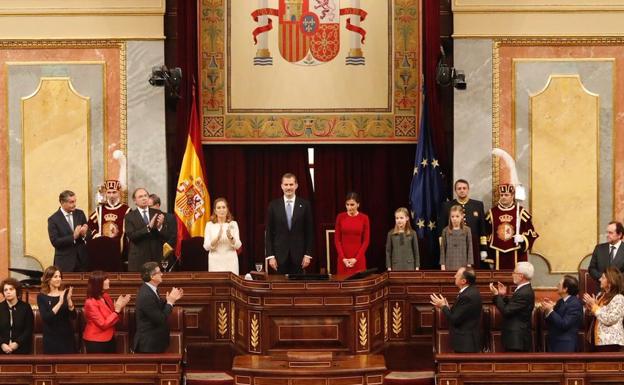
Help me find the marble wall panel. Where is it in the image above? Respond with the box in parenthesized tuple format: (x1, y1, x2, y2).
(7, 63, 105, 272)
(125, 40, 167, 211)
(453, 39, 493, 204)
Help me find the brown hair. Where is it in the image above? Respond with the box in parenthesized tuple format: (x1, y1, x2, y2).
(600, 266, 624, 305)
(345, 192, 361, 204)
(447, 205, 466, 234)
(1, 277, 22, 299)
(281, 173, 298, 183)
(209, 197, 234, 223)
(40, 266, 63, 294)
(392, 207, 414, 236)
(608, 221, 624, 238)
(86, 270, 107, 299)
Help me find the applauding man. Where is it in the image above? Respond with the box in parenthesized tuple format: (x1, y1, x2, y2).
(430, 267, 483, 352)
(134, 262, 183, 353)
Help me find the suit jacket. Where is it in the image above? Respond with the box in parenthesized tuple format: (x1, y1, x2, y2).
(589, 242, 624, 282)
(125, 208, 167, 272)
(265, 196, 314, 274)
(442, 285, 483, 353)
(494, 283, 535, 352)
(47, 208, 89, 272)
(133, 283, 172, 353)
(545, 295, 583, 352)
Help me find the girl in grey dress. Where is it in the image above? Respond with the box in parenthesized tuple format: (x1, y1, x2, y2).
(440, 205, 473, 270)
(386, 207, 420, 271)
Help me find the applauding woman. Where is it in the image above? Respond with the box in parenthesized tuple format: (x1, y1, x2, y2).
(37, 266, 77, 354)
(583, 266, 624, 351)
(334, 192, 370, 275)
(203, 198, 242, 274)
(83, 271, 131, 353)
(0, 278, 34, 354)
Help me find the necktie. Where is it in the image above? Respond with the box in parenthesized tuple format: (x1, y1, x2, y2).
(609, 245, 616, 261)
(142, 209, 149, 225)
(66, 213, 74, 230)
(286, 200, 293, 230)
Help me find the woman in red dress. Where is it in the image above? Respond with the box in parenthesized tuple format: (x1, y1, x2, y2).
(334, 192, 370, 275)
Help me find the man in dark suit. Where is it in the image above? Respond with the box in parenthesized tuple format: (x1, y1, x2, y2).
(437, 179, 488, 268)
(133, 262, 183, 353)
(148, 193, 177, 271)
(430, 266, 483, 352)
(265, 173, 314, 275)
(490, 261, 535, 352)
(125, 188, 167, 272)
(541, 275, 583, 352)
(589, 221, 624, 282)
(47, 190, 90, 272)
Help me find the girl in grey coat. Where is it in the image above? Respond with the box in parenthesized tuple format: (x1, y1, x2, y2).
(440, 205, 473, 270)
(386, 207, 420, 271)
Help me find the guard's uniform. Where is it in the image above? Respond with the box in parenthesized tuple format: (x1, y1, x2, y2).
(485, 185, 538, 270)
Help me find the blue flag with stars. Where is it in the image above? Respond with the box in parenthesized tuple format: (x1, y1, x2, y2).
(409, 93, 446, 240)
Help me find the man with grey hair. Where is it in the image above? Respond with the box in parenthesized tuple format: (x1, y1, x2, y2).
(489, 261, 535, 352)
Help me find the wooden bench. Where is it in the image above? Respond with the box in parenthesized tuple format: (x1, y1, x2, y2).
(0, 353, 181, 385)
(436, 352, 624, 385)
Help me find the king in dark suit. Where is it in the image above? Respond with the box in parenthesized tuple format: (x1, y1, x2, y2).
(265, 173, 314, 275)
(125, 188, 168, 272)
(588, 221, 624, 283)
(47, 190, 90, 272)
(541, 275, 583, 352)
(430, 266, 483, 353)
(133, 262, 183, 353)
(491, 261, 535, 352)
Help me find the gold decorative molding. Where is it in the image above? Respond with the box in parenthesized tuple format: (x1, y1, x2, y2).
(392, 302, 402, 337)
(453, 4, 624, 38)
(0, 1, 164, 40)
(453, 0, 624, 12)
(249, 313, 260, 352)
(384, 301, 389, 341)
(230, 301, 236, 343)
(0, 0, 165, 15)
(217, 302, 228, 337)
(358, 312, 368, 349)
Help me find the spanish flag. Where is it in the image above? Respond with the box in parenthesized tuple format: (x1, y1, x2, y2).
(174, 86, 210, 256)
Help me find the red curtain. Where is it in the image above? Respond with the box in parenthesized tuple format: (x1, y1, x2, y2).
(175, 0, 199, 168)
(423, 0, 448, 175)
(203, 145, 311, 274)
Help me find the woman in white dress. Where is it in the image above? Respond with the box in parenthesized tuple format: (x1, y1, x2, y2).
(203, 198, 242, 274)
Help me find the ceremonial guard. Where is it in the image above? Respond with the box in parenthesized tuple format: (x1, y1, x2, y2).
(88, 179, 131, 248)
(486, 149, 539, 270)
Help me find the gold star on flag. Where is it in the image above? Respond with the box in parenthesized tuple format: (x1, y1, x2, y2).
(421, 158, 428, 167)
(431, 159, 439, 168)
(413, 166, 418, 175)
(427, 220, 436, 230)
(416, 219, 425, 229)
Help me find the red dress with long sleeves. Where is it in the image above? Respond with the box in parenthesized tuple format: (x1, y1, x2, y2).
(334, 212, 370, 275)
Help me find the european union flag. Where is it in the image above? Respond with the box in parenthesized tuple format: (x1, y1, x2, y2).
(409, 94, 447, 241)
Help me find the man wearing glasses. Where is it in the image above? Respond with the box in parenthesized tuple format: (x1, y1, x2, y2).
(133, 262, 183, 353)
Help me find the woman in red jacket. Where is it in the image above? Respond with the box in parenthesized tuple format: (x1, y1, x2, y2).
(83, 271, 131, 353)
